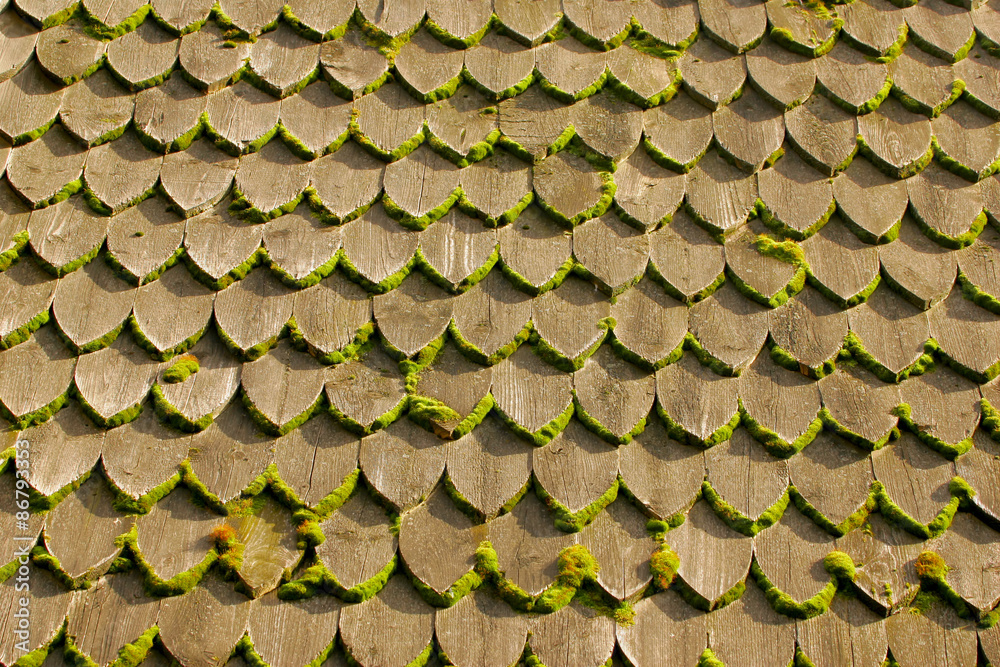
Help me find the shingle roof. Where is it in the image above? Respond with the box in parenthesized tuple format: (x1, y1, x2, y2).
(2, 0, 1000, 664)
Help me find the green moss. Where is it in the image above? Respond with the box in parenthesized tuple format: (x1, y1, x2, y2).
(819, 407, 898, 452)
(873, 480, 959, 539)
(751, 559, 838, 619)
(823, 550, 858, 582)
(336, 247, 416, 294)
(229, 188, 305, 226)
(409, 393, 493, 440)
(911, 208, 985, 250)
(768, 339, 839, 380)
(742, 405, 823, 459)
(241, 386, 323, 437)
(151, 383, 214, 432)
(497, 122, 576, 165)
(534, 477, 618, 533)
(203, 110, 278, 156)
(0, 391, 68, 431)
(180, 244, 267, 291)
(702, 480, 790, 536)
(893, 403, 972, 459)
(458, 189, 534, 228)
(769, 19, 842, 59)
(939, 346, 1000, 385)
(528, 321, 611, 373)
(656, 396, 741, 448)
(125, 526, 219, 596)
(649, 546, 680, 591)
(8, 625, 66, 667)
(493, 401, 574, 447)
(790, 484, 876, 537)
(497, 255, 575, 298)
(959, 269, 1000, 317)
(162, 356, 200, 384)
(415, 245, 498, 294)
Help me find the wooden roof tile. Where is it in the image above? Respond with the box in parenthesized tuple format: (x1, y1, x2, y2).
(610, 276, 687, 365)
(248, 592, 342, 667)
(533, 419, 619, 514)
(765, 0, 838, 57)
(0, 324, 74, 421)
(957, 44, 1000, 119)
(563, 0, 633, 44)
(531, 275, 611, 363)
(648, 208, 725, 300)
(607, 44, 680, 105)
(135, 486, 222, 581)
(0, 565, 72, 662)
(488, 491, 575, 596)
(187, 400, 276, 503)
(317, 489, 397, 590)
(958, 224, 1000, 303)
(150, 0, 213, 31)
(678, 38, 747, 109)
(7, 125, 88, 208)
(617, 591, 708, 667)
(573, 213, 650, 293)
(758, 151, 835, 237)
(444, 415, 533, 519)
(26, 196, 108, 275)
(67, 571, 160, 667)
(959, 431, 1000, 532)
(338, 575, 434, 667)
(817, 43, 892, 116)
(395, 28, 465, 100)
(426, 85, 499, 160)
(324, 345, 406, 431)
(754, 504, 835, 602)
(833, 157, 909, 242)
(435, 589, 530, 667)
(340, 205, 419, 289)
(933, 101, 1000, 181)
(491, 344, 573, 434)
(354, 82, 427, 160)
(495, 206, 572, 292)
(217, 0, 284, 34)
(706, 581, 796, 667)
(44, 474, 129, 580)
(665, 499, 753, 603)
(712, 87, 784, 172)
(273, 411, 359, 506)
(705, 428, 789, 521)
(459, 150, 532, 223)
(0, 257, 55, 342)
(247, 24, 320, 98)
(571, 91, 643, 161)
(35, 21, 104, 85)
(699, 0, 766, 52)
(21, 401, 104, 496)
(373, 272, 453, 357)
(574, 345, 654, 440)
(907, 162, 985, 244)
(723, 222, 801, 304)
(533, 151, 608, 226)
(132, 76, 207, 151)
(278, 81, 351, 157)
(178, 22, 252, 92)
(203, 81, 281, 154)
(213, 268, 294, 356)
(498, 84, 572, 159)
(785, 93, 858, 176)
(52, 259, 136, 352)
(929, 286, 1000, 381)
(290, 273, 372, 359)
(157, 573, 252, 667)
(872, 431, 956, 525)
(356, 0, 425, 37)
(684, 150, 759, 235)
(261, 205, 342, 283)
(633, 0, 700, 48)
(59, 70, 135, 147)
(493, 0, 561, 45)
(847, 284, 931, 377)
(319, 30, 389, 98)
(800, 215, 880, 305)
(738, 351, 822, 448)
(858, 97, 933, 178)
(413, 343, 493, 432)
(767, 285, 848, 372)
(0, 11, 37, 83)
(904, 0, 975, 62)
(656, 352, 740, 443)
(688, 281, 769, 370)
(426, 0, 492, 42)
(578, 498, 654, 599)
(797, 592, 888, 666)
(383, 144, 460, 224)
(930, 511, 1000, 611)
(619, 416, 705, 518)
(104, 20, 178, 90)
(74, 334, 159, 423)
(613, 146, 685, 230)
(160, 140, 239, 217)
(226, 498, 300, 596)
(886, 594, 977, 667)
(643, 91, 714, 172)
(788, 430, 875, 527)
(820, 364, 901, 446)
(464, 31, 535, 99)
(399, 487, 483, 594)
(309, 142, 384, 221)
(131, 263, 214, 354)
(102, 408, 190, 498)
(534, 38, 607, 101)
(83, 133, 162, 215)
(890, 48, 960, 117)
(0, 61, 62, 144)
(359, 418, 447, 510)
(840, 0, 907, 57)
(529, 603, 616, 667)
(241, 339, 325, 433)
(234, 140, 311, 216)
(899, 366, 980, 446)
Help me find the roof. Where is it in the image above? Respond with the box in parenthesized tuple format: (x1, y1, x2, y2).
(1, 0, 1000, 664)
